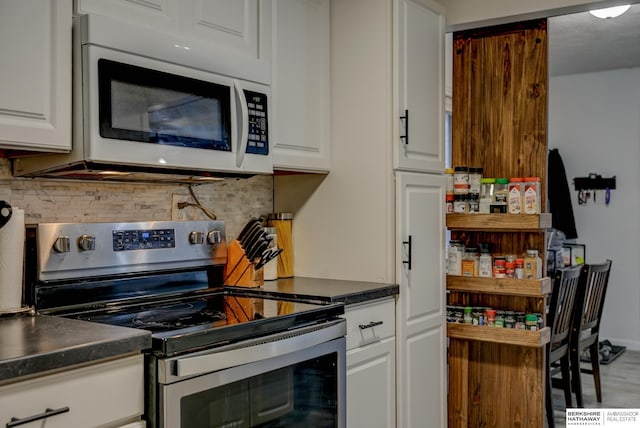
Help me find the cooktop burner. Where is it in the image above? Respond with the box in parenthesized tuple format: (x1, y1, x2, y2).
(132, 302, 227, 331)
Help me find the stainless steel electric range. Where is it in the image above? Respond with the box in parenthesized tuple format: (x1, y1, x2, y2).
(26, 221, 346, 428)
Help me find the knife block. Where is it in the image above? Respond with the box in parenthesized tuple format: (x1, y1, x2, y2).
(223, 239, 263, 288)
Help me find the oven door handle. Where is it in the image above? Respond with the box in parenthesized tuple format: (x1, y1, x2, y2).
(175, 320, 345, 378)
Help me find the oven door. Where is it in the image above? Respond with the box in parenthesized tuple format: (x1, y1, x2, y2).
(156, 320, 346, 428)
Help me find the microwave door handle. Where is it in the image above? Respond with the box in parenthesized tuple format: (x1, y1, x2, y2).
(233, 80, 249, 168)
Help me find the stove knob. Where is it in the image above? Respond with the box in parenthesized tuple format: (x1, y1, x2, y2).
(207, 230, 222, 245)
(189, 231, 205, 245)
(78, 234, 96, 251)
(53, 236, 71, 253)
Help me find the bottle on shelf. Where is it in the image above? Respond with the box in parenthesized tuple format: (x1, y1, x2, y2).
(491, 178, 509, 213)
(508, 177, 524, 214)
(524, 249, 543, 279)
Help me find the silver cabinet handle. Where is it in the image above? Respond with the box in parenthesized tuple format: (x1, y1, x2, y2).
(7, 407, 69, 427)
(359, 321, 383, 330)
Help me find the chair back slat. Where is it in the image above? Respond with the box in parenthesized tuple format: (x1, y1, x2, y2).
(549, 266, 583, 347)
(579, 260, 612, 334)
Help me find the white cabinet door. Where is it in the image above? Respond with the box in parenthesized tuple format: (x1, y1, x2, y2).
(0, 0, 71, 152)
(394, 0, 445, 173)
(395, 171, 446, 428)
(76, 0, 271, 84)
(75, 0, 180, 31)
(347, 337, 396, 428)
(272, 0, 330, 172)
(181, 0, 270, 62)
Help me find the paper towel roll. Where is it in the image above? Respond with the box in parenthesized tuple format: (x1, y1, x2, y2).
(0, 207, 25, 311)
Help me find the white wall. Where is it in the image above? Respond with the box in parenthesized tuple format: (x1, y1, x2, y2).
(549, 68, 640, 350)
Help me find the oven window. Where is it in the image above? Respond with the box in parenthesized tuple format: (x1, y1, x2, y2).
(98, 59, 231, 151)
(180, 353, 338, 427)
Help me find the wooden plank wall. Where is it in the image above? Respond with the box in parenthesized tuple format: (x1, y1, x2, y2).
(452, 19, 548, 212)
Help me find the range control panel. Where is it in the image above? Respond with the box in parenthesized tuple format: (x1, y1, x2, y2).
(35, 220, 227, 282)
(113, 228, 175, 251)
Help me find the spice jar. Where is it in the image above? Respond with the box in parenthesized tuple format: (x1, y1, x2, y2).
(268, 213, 294, 278)
(446, 194, 454, 213)
(493, 258, 506, 278)
(525, 314, 538, 331)
(508, 177, 524, 214)
(454, 166, 470, 195)
(524, 249, 542, 279)
(515, 258, 525, 279)
(445, 168, 455, 196)
(453, 194, 468, 213)
(491, 178, 509, 213)
(463, 306, 473, 324)
(504, 311, 516, 328)
(468, 194, 480, 213)
(469, 167, 483, 195)
(462, 247, 479, 277)
(479, 178, 496, 213)
(523, 177, 541, 214)
(472, 308, 484, 326)
(505, 260, 516, 279)
(495, 311, 505, 328)
(515, 312, 527, 330)
(515, 312, 526, 329)
(478, 248, 492, 278)
(485, 309, 496, 326)
(447, 240, 464, 276)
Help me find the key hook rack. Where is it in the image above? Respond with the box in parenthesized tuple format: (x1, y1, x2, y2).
(573, 173, 616, 206)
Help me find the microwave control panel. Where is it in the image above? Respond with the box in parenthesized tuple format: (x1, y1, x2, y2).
(245, 90, 269, 155)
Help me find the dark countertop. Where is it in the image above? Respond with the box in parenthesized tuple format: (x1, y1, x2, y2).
(251, 276, 399, 305)
(0, 314, 151, 384)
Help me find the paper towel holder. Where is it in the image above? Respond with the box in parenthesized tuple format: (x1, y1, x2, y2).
(0, 200, 11, 229)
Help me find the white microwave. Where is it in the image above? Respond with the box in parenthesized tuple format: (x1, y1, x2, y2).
(14, 14, 272, 181)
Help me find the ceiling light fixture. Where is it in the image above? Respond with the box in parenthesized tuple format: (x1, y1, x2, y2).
(589, 5, 631, 19)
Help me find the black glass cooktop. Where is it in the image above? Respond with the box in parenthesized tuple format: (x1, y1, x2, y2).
(71, 290, 344, 356)
(34, 268, 344, 356)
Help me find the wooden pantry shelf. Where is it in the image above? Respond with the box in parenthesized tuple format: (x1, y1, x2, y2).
(446, 213, 552, 231)
(446, 276, 551, 297)
(447, 323, 550, 348)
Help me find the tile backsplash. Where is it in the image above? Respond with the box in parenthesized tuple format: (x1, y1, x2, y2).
(0, 159, 273, 240)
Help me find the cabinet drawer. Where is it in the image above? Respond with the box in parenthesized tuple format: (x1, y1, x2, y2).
(0, 355, 144, 428)
(344, 298, 395, 350)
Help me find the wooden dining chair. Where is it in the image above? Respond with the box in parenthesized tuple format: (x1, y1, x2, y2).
(570, 260, 613, 408)
(546, 265, 585, 428)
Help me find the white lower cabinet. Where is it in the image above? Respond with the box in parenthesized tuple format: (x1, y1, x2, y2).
(345, 298, 396, 428)
(395, 171, 446, 428)
(0, 355, 145, 428)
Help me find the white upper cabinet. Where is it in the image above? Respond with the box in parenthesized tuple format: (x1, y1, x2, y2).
(271, 0, 330, 172)
(76, 0, 272, 83)
(0, 0, 72, 152)
(74, 0, 181, 30)
(394, 0, 445, 173)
